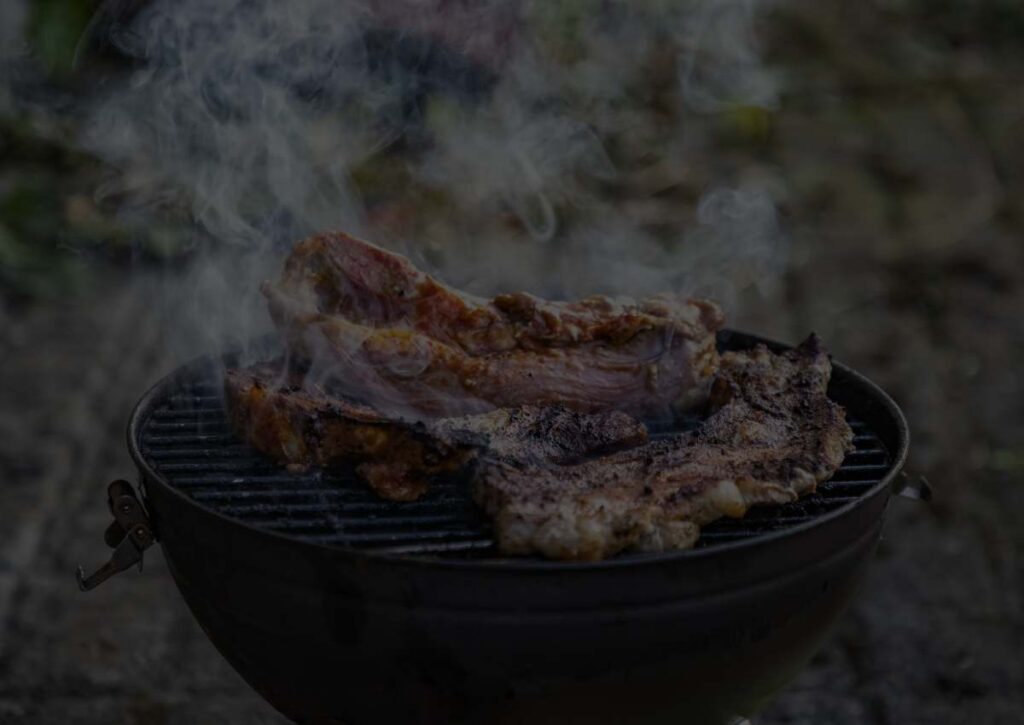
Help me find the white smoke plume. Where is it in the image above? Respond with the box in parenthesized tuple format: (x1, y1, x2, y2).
(79, 0, 785, 356)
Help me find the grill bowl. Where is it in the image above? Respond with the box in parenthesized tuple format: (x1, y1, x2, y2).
(130, 331, 908, 724)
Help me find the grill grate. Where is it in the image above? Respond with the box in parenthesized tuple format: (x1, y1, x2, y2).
(138, 380, 891, 558)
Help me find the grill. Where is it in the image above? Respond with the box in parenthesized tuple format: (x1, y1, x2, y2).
(80, 330, 910, 725)
(138, 387, 890, 558)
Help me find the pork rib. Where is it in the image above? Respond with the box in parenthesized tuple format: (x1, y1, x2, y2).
(473, 335, 855, 560)
(262, 232, 723, 420)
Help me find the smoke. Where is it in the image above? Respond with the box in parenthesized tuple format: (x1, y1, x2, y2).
(79, 0, 784, 358)
(678, 0, 779, 112)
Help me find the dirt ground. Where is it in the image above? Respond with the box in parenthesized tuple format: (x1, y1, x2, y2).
(2, 1, 1023, 723)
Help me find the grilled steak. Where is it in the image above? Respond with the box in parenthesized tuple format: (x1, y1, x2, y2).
(225, 363, 648, 501)
(262, 231, 723, 420)
(474, 335, 855, 560)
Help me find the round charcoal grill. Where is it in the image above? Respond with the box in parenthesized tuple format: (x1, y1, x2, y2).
(80, 331, 910, 725)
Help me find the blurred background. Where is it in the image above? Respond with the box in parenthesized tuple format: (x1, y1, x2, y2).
(1, 0, 1021, 722)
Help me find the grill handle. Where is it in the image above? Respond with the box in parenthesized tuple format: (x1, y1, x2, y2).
(76, 480, 157, 591)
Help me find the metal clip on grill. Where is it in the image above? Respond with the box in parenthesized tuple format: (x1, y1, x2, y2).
(77, 480, 155, 590)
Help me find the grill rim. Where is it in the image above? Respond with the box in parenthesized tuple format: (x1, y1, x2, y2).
(128, 330, 909, 572)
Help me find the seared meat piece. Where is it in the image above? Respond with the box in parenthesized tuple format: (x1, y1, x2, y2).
(430, 405, 648, 466)
(224, 362, 647, 502)
(225, 364, 463, 501)
(268, 231, 723, 354)
(263, 231, 722, 420)
(474, 335, 854, 560)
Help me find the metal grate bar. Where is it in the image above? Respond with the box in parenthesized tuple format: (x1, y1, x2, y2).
(373, 540, 495, 555)
(158, 460, 289, 473)
(842, 448, 886, 459)
(817, 480, 883, 493)
(146, 446, 255, 460)
(309, 530, 493, 546)
(151, 409, 230, 421)
(170, 474, 340, 487)
(167, 394, 224, 405)
(828, 464, 891, 482)
(146, 422, 231, 433)
(146, 434, 238, 447)
(226, 508, 471, 528)
(190, 489, 467, 507)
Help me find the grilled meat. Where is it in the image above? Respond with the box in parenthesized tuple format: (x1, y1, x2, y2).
(225, 364, 462, 501)
(262, 231, 723, 420)
(429, 405, 648, 466)
(224, 362, 648, 502)
(474, 335, 854, 560)
(226, 231, 853, 560)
